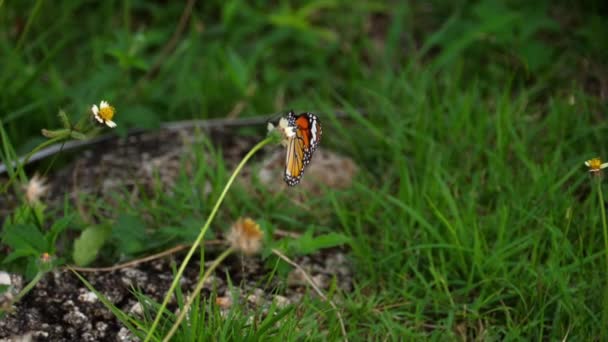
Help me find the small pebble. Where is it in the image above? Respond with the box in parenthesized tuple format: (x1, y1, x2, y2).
(78, 289, 98, 303)
(247, 288, 265, 306)
(287, 268, 307, 287)
(0, 271, 11, 286)
(216, 296, 232, 309)
(273, 295, 290, 309)
(63, 307, 88, 326)
(128, 302, 143, 317)
(116, 327, 135, 342)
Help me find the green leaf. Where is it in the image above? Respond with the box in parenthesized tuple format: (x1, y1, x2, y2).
(254, 304, 294, 339)
(69, 130, 88, 140)
(30, 202, 46, 227)
(58, 109, 70, 129)
(47, 214, 74, 247)
(111, 214, 147, 255)
(106, 48, 149, 72)
(289, 231, 351, 255)
(2, 224, 47, 256)
(41, 128, 70, 138)
(157, 216, 211, 243)
(73, 225, 111, 266)
(296, 0, 339, 19)
(226, 49, 249, 93)
(518, 41, 554, 73)
(115, 105, 160, 131)
(4, 204, 44, 227)
(3, 249, 39, 264)
(25, 258, 39, 280)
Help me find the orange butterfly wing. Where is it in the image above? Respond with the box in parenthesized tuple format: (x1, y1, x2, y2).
(283, 112, 322, 186)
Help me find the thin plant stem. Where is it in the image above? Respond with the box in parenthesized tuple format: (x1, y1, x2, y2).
(2, 135, 65, 193)
(22, 136, 66, 166)
(14, 271, 44, 303)
(42, 141, 67, 177)
(271, 248, 348, 341)
(596, 177, 608, 340)
(598, 178, 608, 267)
(162, 247, 235, 342)
(144, 137, 273, 342)
(67, 243, 218, 273)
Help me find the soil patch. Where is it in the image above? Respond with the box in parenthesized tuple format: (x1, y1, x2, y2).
(0, 122, 356, 341)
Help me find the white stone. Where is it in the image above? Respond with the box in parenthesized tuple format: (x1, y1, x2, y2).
(0, 271, 11, 286)
(78, 290, 98, 303)
(273, 295, 290, 309)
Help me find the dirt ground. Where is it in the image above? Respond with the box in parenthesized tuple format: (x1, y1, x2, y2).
(0, 247, 351, 341)
(0, 122, 357, 341)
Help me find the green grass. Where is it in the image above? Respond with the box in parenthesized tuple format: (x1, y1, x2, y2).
(2, 0, 608, 340)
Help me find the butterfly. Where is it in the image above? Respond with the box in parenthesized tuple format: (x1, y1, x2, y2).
(282, 111, 322, 186)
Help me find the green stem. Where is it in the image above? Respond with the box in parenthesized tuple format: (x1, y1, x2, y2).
(14, 271, 45, 303)
(597, 178, 608, 340)
(162, 247, 235, 342)
(597, 178, 608, 268)
(2, 135, 66, 194)
(22, 135, 66, 167)
(144, 137, 273, 342)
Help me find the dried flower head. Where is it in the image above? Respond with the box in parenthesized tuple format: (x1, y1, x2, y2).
(226, 217, 264, 255)
(23, 173, 49, 204)
(585, 158, 608, 173)
(267, 117, 295, 147)
(91, 100, 117, 128)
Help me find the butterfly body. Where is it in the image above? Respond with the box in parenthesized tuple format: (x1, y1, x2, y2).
(283, 111, 322, 186)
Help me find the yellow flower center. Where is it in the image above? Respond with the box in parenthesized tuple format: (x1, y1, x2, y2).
(40, 252, 51, 263)
(227, 217, 263, 255)
(99, 105, 115, 121)
(588, 158, 603, 171)
(241, 218, 263, 239)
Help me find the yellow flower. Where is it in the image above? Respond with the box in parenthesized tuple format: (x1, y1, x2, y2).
(23, 173, 49, 204)
(40, 252, 52, 263)
(91, 100, 117, 128)
(226, 217, 264, 255)
(585, 158, 608, 173)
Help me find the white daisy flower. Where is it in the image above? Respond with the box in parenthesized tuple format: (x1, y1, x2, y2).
(91, 100, 117, 128)
(585, 158, 608, 173)
(267, 116, 295, 147)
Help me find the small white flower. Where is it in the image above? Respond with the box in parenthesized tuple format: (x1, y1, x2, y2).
(585, 158, 608, 173)
(91, 100, 117, 128)
(278, 117, 295, 138)
(268, 117, 295, 147)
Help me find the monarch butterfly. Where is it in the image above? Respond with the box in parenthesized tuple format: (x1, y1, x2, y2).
(283, 111, 322, 186)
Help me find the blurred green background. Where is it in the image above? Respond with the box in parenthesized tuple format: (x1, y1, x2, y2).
(2, 0, 606, 152)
